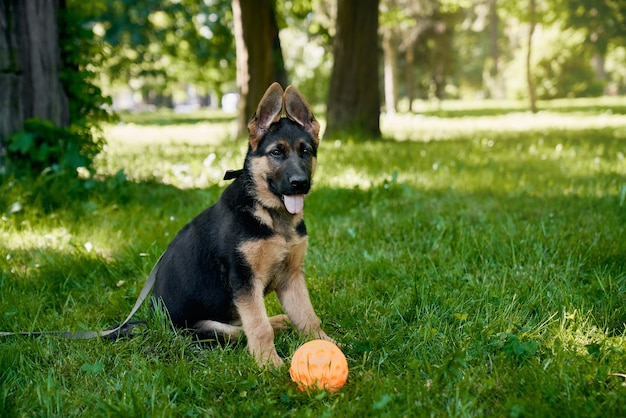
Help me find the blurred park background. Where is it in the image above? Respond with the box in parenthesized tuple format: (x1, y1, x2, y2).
(1, 0, 625, 169)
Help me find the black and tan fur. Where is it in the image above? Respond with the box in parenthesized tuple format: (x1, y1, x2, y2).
(152, 83, 332, 367)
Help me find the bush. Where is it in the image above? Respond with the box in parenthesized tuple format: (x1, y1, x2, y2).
(533, 28, 604, 99)
(504, 26, 605, 100)
(6, 119, 93, 176)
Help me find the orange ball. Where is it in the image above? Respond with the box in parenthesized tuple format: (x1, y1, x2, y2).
(289, 340, 348, 392)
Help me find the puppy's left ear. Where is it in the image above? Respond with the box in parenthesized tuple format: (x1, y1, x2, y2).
(284, 86, 320, 146)
(248, 82, 284, 150)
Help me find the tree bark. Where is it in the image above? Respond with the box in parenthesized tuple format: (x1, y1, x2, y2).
(405, 47, 415, 112)
(0, 0, 69, 149)
(232, 0, 287, 137)
(326, 0, 381, 138)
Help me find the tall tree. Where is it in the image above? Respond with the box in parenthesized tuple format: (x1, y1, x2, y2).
(526, 0, 537, 113)
(382, 32, 397, 114)
(488, 0, 504, 99)
(0, 0, 69, 151)
(326, 0, 381, 137)
(232, 0, 287, 137)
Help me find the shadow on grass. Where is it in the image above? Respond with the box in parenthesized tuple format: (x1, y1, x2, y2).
(3, 170, 624, 337)
(309, 181, 626, 333)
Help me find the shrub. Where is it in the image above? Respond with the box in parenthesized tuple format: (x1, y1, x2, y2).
(6, 119, 92, 176)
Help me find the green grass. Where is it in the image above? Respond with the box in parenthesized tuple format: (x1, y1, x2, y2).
(2, 99, 626, 416)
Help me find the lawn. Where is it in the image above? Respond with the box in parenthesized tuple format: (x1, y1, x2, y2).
(1, 100, 626, 416)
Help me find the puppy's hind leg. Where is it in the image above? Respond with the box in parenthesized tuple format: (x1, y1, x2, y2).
(193, 320, 243, 344)
(268, 314, 291, 333)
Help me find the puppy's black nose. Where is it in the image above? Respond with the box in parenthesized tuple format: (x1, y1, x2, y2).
(289, 176, 310, 192)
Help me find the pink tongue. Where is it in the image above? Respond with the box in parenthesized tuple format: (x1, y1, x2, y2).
(283, 194, 304, 214)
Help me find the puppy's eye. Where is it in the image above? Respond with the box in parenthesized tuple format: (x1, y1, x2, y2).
(270, 148, 282, 157)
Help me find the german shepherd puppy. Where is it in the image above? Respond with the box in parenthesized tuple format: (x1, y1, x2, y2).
(152, 83, 333, 367)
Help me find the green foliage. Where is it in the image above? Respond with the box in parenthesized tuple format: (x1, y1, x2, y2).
(61, 2, 114, 128)
(491, 329, 541, 363)
(277, 0, 334, 105)
(533, 28, 604, 99)
(366, 0, 624, 101)
(1, 101, 626, 416)
(561, 0, 626, 55)
(503, 25, 606, 100)
(6, 119, 90, 175)
(94, 0, 235, 95)
(71, 0, 626, 108)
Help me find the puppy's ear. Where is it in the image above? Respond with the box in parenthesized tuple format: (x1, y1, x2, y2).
(248, 82, 284, 150)
(284, 86, 320, 146)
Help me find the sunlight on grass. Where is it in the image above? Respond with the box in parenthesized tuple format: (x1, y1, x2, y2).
(100, 120, 244, 188)
(100, 110, 626, 196)
(0, 215, 127, 265)
(1, 225, 73, 252)
(382, 112, 626, 141)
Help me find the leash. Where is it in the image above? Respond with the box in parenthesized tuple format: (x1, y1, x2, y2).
(0, 252, 163, 340)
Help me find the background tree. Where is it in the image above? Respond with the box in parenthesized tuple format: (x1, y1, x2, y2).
(380, 0, 428, 113)
(326, 0, 381, 137)
(487, 0, 503, 98)
(232, 0, 287, 137)
(0, 0, 69, 151)
(526, 0, 537, 113)
(380, 0, 465, 112)
(426, 6, 461, 102)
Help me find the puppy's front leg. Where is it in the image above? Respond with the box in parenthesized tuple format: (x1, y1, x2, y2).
(277, 273, 333, 343)
(235, 284, 283, 367)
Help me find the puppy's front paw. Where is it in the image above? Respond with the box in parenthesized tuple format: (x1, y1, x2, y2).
(255, 349, 284, 368)
(315, 330, 336, 344)
(268, 314, 291, 333)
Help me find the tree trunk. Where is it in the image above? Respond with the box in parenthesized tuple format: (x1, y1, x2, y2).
(591, 53, 608, 94)
(232, 0, 287, 137)
(382, 31, 397, 114)
(526, 0, 537, 113)
(488, 0, 504, 99)
(326, 0, 381, 138)
(405, 47, 415, 112)
(0, 0, 69, 151)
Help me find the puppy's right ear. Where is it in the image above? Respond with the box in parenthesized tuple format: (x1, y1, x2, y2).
(248, 82, 284, 150)
(284, 85, 320, 147)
